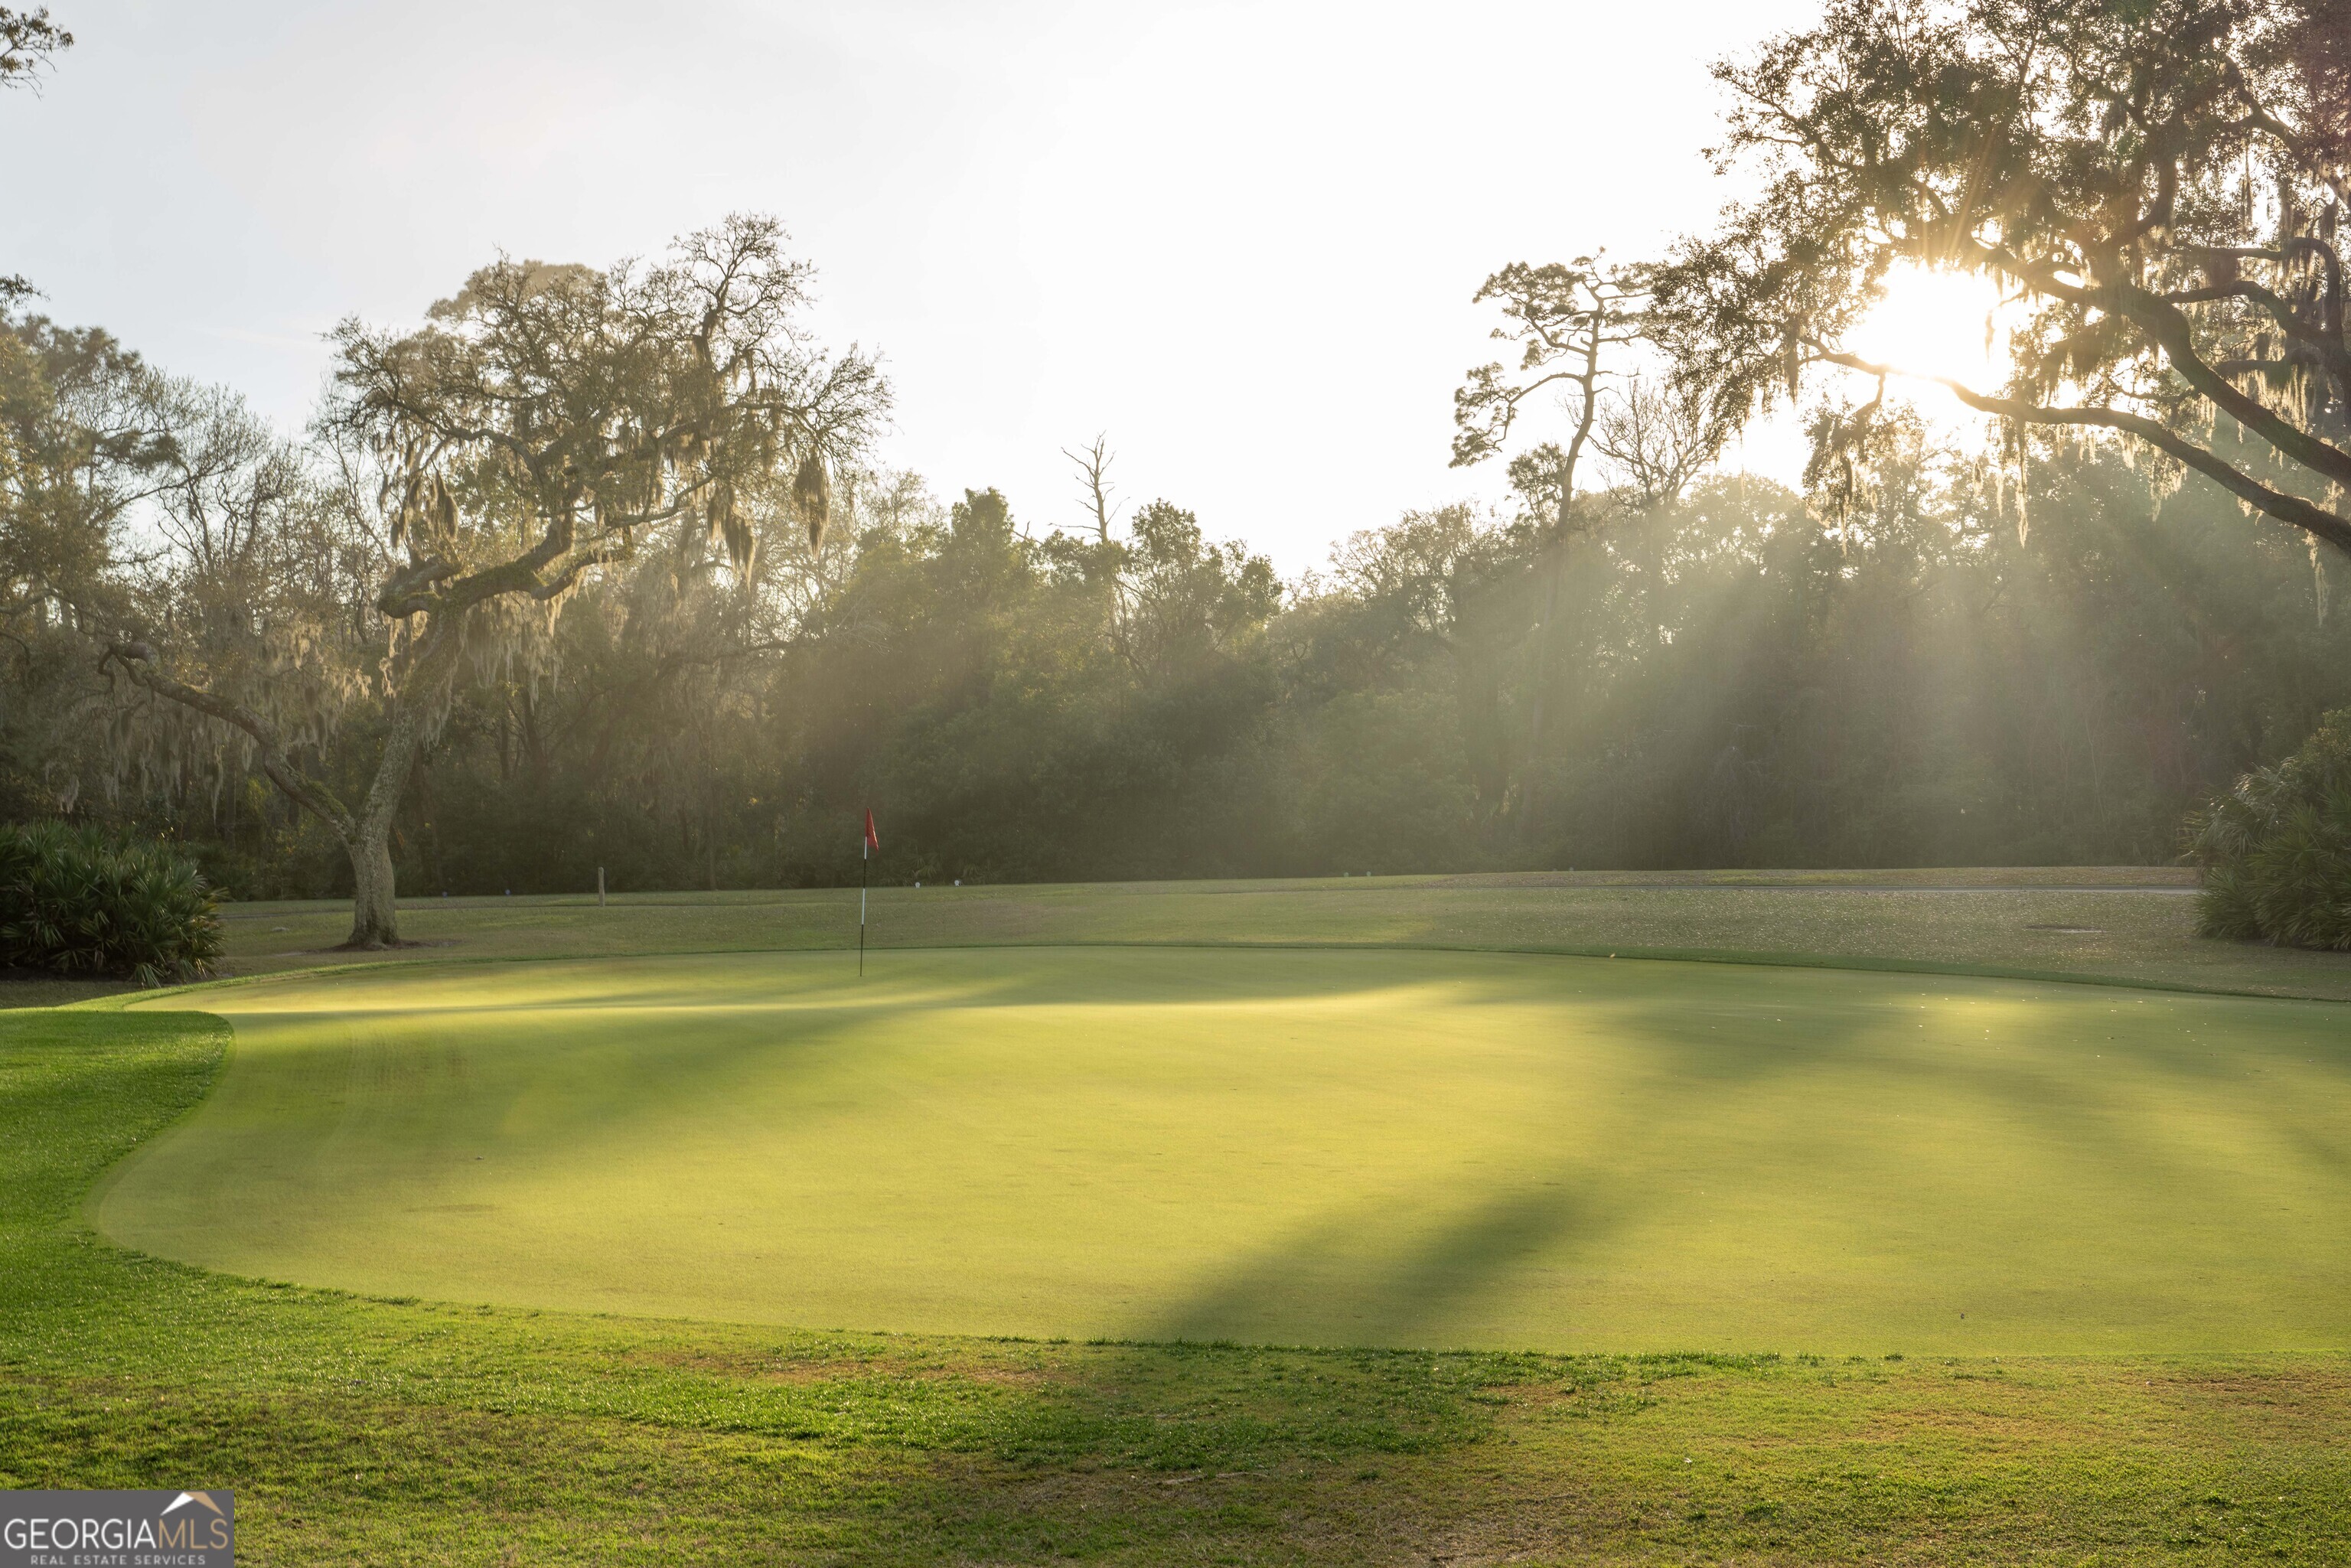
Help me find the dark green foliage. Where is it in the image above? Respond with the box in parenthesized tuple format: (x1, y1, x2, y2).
(0, 821, 223, 984)
(2189, 710, 2351, 949)
(14, 225, 2349, 893)
(115, 441, 2351, 894)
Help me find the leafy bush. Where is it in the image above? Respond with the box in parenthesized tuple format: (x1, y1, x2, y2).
(2186, 709, 2351, 950)
(0, 822, 224, 985)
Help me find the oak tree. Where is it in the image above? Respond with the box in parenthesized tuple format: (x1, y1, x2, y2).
(106, 215, 886, 945)
(1652, 0, 2351, 553)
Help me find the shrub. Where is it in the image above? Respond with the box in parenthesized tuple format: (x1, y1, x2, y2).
(0, 822, 225, 985)
(2185, 709, 2351, 950)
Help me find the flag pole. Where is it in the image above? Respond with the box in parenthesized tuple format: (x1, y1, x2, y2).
(859, 838, 868, 978)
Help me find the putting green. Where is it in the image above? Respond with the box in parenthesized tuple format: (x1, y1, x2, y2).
(103, 947, 2351, 1353)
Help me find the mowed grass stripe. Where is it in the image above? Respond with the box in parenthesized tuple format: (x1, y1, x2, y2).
(185, 872, 2351, 1006)
(107, 946, 2351, 1355)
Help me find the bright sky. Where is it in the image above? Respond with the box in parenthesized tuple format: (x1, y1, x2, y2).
(5, 0, 1830, 572)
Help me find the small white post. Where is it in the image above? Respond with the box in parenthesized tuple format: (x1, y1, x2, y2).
(597, 866, 606, 906)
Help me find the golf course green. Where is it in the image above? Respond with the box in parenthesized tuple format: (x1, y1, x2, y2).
(101, 945, 2351, 1354)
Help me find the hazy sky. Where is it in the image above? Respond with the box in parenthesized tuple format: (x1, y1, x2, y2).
(5, 0, 1824, 571)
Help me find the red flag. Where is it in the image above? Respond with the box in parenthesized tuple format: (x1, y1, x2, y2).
(862, 809, 879, 852)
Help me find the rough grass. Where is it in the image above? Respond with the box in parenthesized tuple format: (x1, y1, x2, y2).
(9, 1008, 2351, 1561)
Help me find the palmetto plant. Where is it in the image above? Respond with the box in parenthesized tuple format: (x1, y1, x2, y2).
(2187, 709, 2351, 948)
(0, 822, 223, 985)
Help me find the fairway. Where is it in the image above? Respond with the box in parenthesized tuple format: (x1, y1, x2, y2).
(103, 947, 2351, 1354)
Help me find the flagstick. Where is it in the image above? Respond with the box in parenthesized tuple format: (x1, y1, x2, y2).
(859, 839, 868, 978)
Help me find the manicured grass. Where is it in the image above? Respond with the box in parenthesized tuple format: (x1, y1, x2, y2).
(103, 947, 2351, 1355)
(11, 1004, 2351, 1561)
(197, 867, 2351, 1002)
(15, 871, 2351, 1560)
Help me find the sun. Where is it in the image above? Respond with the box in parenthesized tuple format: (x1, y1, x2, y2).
(1844, 262, 2011, 394)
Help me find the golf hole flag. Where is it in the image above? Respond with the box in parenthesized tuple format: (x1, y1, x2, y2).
(859, 809, 877, 975)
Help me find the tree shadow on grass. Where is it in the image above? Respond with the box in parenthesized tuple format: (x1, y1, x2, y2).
(1137, 976, 2351, 1355)
(1153, 1185, 1620, 1350)
(112, 950, 2351, 1356)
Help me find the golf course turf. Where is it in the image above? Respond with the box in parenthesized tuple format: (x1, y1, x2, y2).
(101, 946, 2351, 1354)
(14, 882, 2351, 1563)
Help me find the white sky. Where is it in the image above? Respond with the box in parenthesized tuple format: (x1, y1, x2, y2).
(4, 0, 1826, 572)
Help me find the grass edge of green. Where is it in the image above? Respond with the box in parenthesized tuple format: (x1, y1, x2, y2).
(78, 934, 2351, 1014)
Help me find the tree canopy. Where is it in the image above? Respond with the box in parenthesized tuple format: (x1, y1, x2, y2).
(0, 5, 69, 92)
(1652, 0, 2351, 553)
(12, 0, 2351, 931)
(97, 214, 888, 945)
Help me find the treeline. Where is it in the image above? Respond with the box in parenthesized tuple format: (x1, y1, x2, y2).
(11, 0, 2350, 927)
(14, 370, 2336, 897)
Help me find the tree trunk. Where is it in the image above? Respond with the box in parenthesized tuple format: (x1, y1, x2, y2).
(343, 825, 401, 948)
(117, 597, 471, 951)
(1519, 387, 1595, 850)
(333, 614, 466, 950)
(1518, 536, 1570, 845)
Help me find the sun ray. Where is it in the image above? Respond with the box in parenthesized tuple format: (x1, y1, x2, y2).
(1845, 262, 2012, 395)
